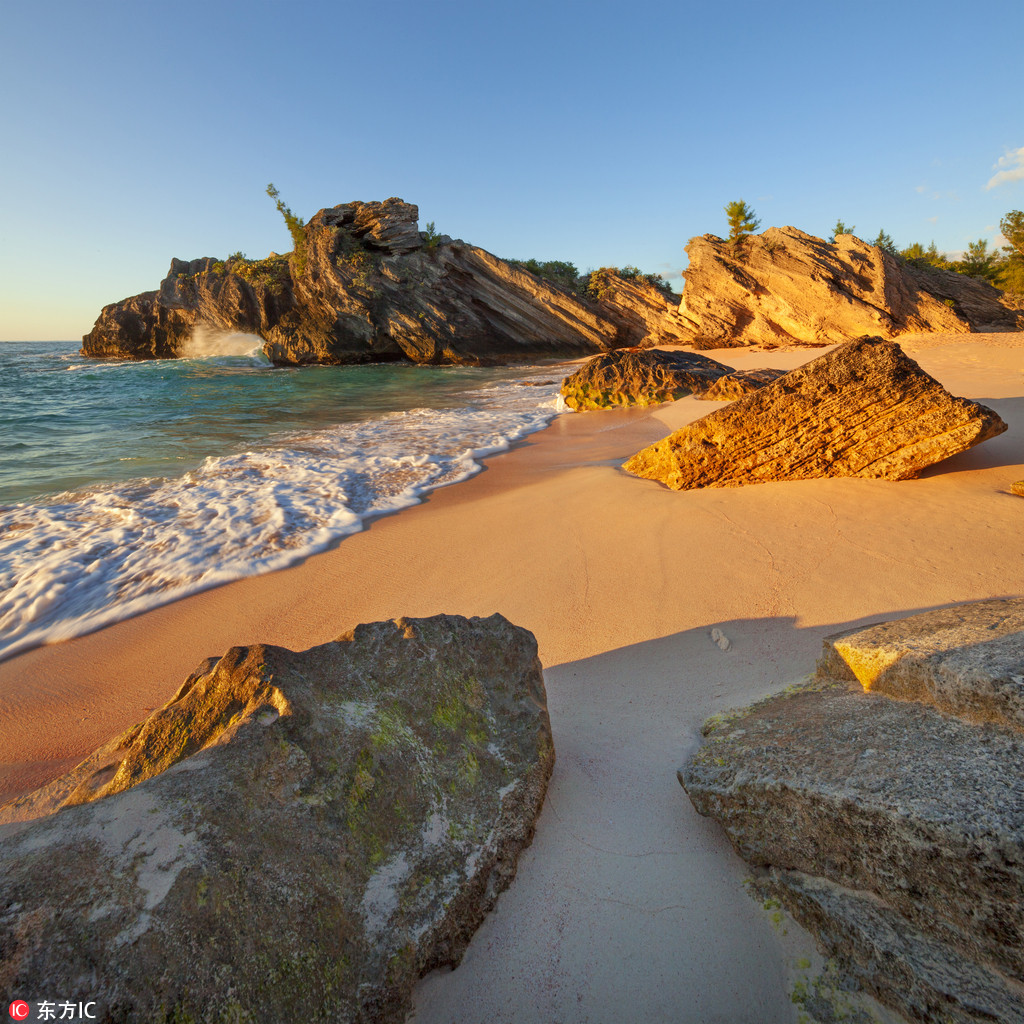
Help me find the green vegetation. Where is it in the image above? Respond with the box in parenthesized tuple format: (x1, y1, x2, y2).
(872, 229, 899, 256)
(229, 252, 291, 295)
(838, 210, 1024, 299)
(506, 258, 675, 302)
(266, 183, 308, 274)
(724, 199, 760, 248)
(423, 220, 441, 250)
(831, 219, 855, 241)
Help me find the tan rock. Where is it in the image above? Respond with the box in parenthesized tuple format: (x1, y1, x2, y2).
(586, 268, 692, 347)
(559, 348, 733, 411)
(694, 367, 787, 401)
(1011, 480, 1024, 497)
(623, 336, 1007, 489)
(676, 227, 1024, 348)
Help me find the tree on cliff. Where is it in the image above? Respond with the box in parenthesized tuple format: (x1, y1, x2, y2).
(725, 200, 760, 248)
(872, 230, 899, 256)
(958, 239, 1000, 282)
(266, 183, 307, 273)
(831, 219, 855, 241)
(1000, 211, 1024, 259)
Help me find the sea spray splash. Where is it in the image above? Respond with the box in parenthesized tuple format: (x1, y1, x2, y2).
(180, 324, 270, 362)
(0, 364, 568, 661)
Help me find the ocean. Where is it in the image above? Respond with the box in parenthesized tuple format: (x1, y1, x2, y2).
(0, 338, 570, 661)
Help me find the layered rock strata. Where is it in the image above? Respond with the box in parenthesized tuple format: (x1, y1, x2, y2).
(623, 336, 1007, 488)
(82, 199, 622, 365)
(585, 268, 692, 348)
(680, 598, 1024, 1024)
(0, 613, 554, 1024)
(559, 348, 733, 411)
(694, 367, 787, 401)
(677, 227, 1024, 348)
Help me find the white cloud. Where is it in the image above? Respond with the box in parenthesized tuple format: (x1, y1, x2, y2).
(915, 184, 927, 194)
(985, 146, 1024, 190)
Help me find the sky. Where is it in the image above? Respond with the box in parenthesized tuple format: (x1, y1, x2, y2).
(2, 0, 1023, 340)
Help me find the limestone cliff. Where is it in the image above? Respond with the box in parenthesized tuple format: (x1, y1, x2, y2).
(82, 199, 623, 365)
(677, 227, 1024, 348)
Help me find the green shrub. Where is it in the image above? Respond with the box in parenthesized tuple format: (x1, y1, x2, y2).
(266, 183, 308, 274)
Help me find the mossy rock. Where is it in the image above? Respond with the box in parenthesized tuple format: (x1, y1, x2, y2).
(560, 348, 733, 411)
(0, 614, 554, 1024)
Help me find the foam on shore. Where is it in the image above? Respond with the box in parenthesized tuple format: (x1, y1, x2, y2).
(0, 377, 566, 661)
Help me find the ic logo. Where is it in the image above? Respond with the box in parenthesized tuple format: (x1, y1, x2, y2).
(8, 1003, 30, 1021)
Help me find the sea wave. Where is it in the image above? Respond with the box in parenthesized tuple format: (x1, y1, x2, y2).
(0, 377, 566, 661)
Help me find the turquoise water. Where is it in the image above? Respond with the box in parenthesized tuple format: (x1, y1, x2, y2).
(0, 340, 568, 659)
(0, 341, 561, 505)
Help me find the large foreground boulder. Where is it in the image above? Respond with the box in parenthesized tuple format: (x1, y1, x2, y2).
(623, 336, 1007, 488)
(81, 199, 624, 366)
(0, 614, 554, 1023)
(560, 348, 733, 411)
(677, 227, 1024, 348)
(680, 599, 1024, 1024)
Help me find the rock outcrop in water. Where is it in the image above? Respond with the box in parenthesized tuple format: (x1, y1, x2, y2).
(559, 348, 733, 410)
(0, 613, 554, 1024)
(676, 227, 1024, 348)
(680, 598, 1024, 1024)
(81, 199, 624, 365)
(623, 336, 1007, 489)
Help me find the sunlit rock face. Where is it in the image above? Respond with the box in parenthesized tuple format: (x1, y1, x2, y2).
(680, 597, 1024, 1024)
(624, 336, 1006, 489)
(676, 227, 1024, 349)
(559, 348, 733, 410)
(0, 613, 554, 1024)
(81, 198, 624, 365)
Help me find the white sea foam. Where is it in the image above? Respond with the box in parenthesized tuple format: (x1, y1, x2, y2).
(0, 377, 566, 661)
(180, 325, 269, 361)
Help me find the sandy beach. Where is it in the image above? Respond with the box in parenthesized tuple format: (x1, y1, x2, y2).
(2, 333, 1023, 1022)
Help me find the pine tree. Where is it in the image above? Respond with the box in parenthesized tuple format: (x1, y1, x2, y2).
(1000, 211, 1024, 259)
(959, 239, 1000, 282)
(872, 229, 899, 256)
(724, 200, 760, 248)
(831, 219, 855, 242)
(266, 183, 307, 273)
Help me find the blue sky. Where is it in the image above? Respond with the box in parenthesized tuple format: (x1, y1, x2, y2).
(2, 0, 1023, 340)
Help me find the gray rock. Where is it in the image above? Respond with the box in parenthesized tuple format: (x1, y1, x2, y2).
(680, 598, 1024, 1024)
(0, 613, 553, 1024)
(820, 597, 1024, 731)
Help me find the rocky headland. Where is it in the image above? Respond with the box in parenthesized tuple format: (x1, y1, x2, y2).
(624, 335, 1007, 488)
(0, 613, 553, 1024)
(680, 598, 1024, 1024)
(81, 207, 1024, 364)
(81, 199, 626, 366)
(677, 227, 1024, 348)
